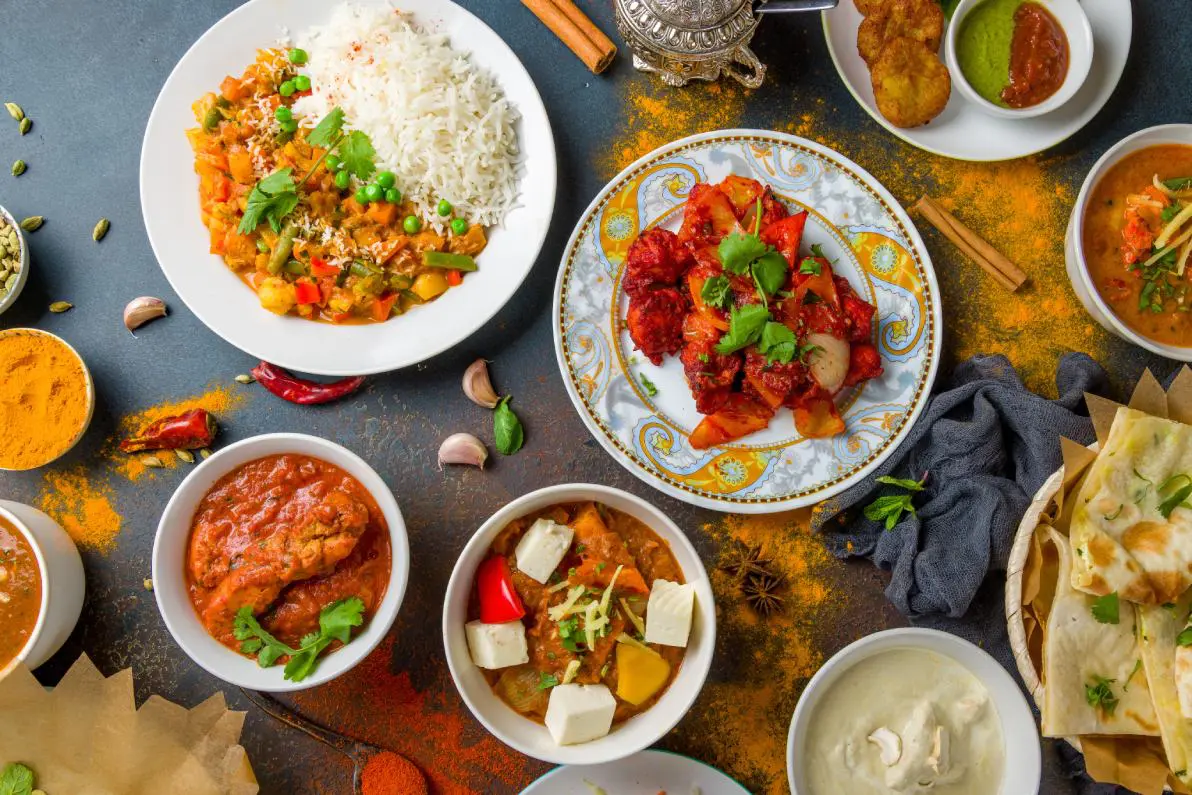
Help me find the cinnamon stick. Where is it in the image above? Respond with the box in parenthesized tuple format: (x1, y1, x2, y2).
(913, 195, 1028, 292)
(521, 0, 616, 74)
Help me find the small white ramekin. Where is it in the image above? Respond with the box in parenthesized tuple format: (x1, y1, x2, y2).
(787, 627, 1041, 795)
(0, 501, 85, 678)
(0, 204, 29, 317)
(152, 433, 409, 692)
(443, 483, 716, 765)
(1066, 123, 1192, 360)
(946, 0, 1093, 119)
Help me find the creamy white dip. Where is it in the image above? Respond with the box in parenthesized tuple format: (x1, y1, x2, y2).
(803, 648, 1005, 795)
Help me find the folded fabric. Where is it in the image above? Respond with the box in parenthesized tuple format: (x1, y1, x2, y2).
(811, 352, 1107, 623)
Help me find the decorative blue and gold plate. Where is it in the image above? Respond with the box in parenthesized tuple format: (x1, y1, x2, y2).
(553, 130, 941, 513)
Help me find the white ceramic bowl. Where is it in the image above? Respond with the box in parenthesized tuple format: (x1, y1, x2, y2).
(0, 328, 96, 471)
(443, 484, 716, 765)
(152, 433, 409, 692)
(0, 501, 85, 677)
(1066, 124, 1192, 361)
(946, 0, 1093, 119)
(787, 627, 1041, 795)
(0, 205, 29, 316)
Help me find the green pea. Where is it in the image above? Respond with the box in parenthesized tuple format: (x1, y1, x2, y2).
(436, 199, 452, 217)
(376, 171, 396, 189)
(325, 155, 341, 171)
(274, 106, 293, 122)
(451, 218, 468, 235)
(334, 170, 351, 190)
(288, 48, 308, 65)
(279, 119, 298, 133)
(363, 184, 383, 202)
(294, 75, 311, 92)
(384, 188, 400, 204)
(403, 215, 422, 234)
(355, 187, 370, 204)
(278, 80, 296, 97)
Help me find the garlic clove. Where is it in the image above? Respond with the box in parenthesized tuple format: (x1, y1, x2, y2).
(462, 358, 500, 409)
(867, 727, 902, 767)
(438, 433, 488, 470)
(124, 296, 167, 333)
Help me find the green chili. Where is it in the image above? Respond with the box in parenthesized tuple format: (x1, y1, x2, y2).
(422, 251, 478, 272)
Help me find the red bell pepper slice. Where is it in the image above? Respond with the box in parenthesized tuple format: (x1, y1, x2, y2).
(310, 256, 338, 277)
(294, 280, 321, 305)
(476, 556, 525, 624)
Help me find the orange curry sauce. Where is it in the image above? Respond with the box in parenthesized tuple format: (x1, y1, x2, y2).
(0, 514, 42, 670)
(1084, 145, 1192, 347)
(476, 502, 684, 726)
(1002, 2, 1069, 108)
(186, 454, 391, 652)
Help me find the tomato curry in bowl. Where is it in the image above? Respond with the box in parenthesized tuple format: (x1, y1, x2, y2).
(463, 501, 696, 747)
(186, 452, 392, 682)
(0, 511, 42, 673)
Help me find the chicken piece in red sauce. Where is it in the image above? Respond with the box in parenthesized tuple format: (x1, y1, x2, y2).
(623, 228, 690, 297)
(626, 287, 688, 365)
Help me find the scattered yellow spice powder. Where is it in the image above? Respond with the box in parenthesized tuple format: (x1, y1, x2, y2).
(36, 467, 122, 552)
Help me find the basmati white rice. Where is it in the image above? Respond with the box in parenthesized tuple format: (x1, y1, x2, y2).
(291, 4, 521, 228)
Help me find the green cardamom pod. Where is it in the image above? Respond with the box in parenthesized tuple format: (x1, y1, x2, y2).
(48, 300, 73, 313)
(92, 218, 110, 242)
(4, 102, 23, 121)
(142, 455, 164, 469)
(19, 216, 43, 232)
(11, 160, 25, 177)
(17, 118, 30, 135)
(234, 373, 255, 384)
(175, 449, 196, 464)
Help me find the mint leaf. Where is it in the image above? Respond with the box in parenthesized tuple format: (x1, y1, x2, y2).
(1091, 592, 1120, 625)
(714, 303, 770, 355)
(0, 763, 34, 795)
(700, 275, 733, 310)
(758, 321, 796, 364)
(339, 130, 376, 180)
(307, 107, 345, 148)
(718, 232, 768, 275)
(875, 475, 926, 492)
(752, 250, 788, 296)
(494, 396, 525, 455)
(798, 258, 822, 275)
(863, 494, 915, 530)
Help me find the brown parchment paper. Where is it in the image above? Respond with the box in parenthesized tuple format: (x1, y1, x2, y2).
(0, 654, 258, 795)
(1023, 367, 1192, 794)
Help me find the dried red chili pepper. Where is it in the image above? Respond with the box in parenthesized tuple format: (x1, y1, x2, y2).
(251, 362, 366, 405)
(119, 409, 218, 453)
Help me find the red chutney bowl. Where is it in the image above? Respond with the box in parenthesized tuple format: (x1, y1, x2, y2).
(152, 433, 409, 692)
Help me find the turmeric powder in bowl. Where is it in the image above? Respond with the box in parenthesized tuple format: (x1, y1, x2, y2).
(0, 329, 94, 470)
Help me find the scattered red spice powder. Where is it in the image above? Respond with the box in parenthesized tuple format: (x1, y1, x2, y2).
(362, 751, 428, 795)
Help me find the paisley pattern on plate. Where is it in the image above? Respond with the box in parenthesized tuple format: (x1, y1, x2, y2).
(553, 131, 941, 513)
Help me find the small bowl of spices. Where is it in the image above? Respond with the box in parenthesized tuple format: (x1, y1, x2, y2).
(946, 0, 1093, 119)
(0, 328, 96, 471)
(0, 205, 29, 316)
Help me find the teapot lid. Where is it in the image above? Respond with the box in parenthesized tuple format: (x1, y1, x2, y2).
(616, 0, 758, 56)
(649, 0, 750, 28)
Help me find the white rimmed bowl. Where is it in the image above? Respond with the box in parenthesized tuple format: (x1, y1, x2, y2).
(946, 0, 1094, 120)
(787, 627, 1041, 795)
(152, 433, 409, 692)
(0, 205, 29, 316)
(0, 328, 96, 471)
(443, 484, 716, 765)
(0, 501, 85, 677)
(1065, 124, 1192, 361)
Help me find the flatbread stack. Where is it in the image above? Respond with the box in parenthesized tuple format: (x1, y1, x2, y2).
(1037, 402, 1192, 792)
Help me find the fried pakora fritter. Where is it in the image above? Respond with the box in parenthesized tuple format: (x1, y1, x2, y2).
(870, 36, 951, 128)
(856, 0, 945, 65)
(853, 0, 888, 16)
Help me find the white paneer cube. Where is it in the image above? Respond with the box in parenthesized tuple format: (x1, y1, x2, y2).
(644, 579, 695, 648)
(514, 518, 575, 584)
(544, 684, 617, 745)
(465, 620, 529, 669)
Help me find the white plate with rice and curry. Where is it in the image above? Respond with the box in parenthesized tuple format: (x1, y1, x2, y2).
(141, 0, 556, 375)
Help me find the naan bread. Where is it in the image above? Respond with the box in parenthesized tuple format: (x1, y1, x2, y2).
(1070, 408, 1192, 605)
(1043, 527, 1160, 737)
(1139, 594, 1192, 786)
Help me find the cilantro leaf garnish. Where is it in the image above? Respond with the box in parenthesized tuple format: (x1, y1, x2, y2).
(307, 107, 345, 148)
(339, 130, 377, 181)
(1178, 627, 1192, 647)
(238, 167, 298, 234)
(1158, 473, 1192, 519)
(233, 596, 365, 682)
(700, 274, 733, 310)
(863, 473, 929, 530)
(718, 232, 768, 276)
(809, 243, 834, 262)
(558, 616, 583, 652)
(757, 321, 796, 364)
(798, 258, 822, 275)
(1090, 592, 1120, 625)
(752, 250, 788, 296)
(537, 672, 560, 690)
(714, 303, 770, 355)
(639, 373, 658, 397)
(1085, 676, 1119, 716)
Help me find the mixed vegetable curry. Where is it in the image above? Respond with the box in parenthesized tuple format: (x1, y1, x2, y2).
(189, 49, 487, 324)
(475, 502, 685, 725)
(0, 513, 41, 671)
(1085, 145, 1192, 346)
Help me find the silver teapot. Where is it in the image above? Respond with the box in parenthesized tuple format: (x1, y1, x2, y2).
(612, 0, 835, 89)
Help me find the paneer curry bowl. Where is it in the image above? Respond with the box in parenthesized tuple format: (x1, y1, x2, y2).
(152, 434, 409, 692)
(443, 484, 715, 764)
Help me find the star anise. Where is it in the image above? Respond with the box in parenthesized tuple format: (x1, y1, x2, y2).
(742, 572, 785, 617)
(718, 544, 773, 584)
